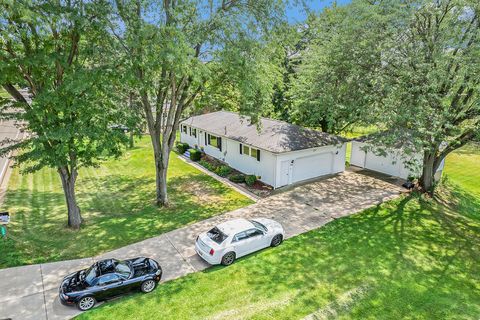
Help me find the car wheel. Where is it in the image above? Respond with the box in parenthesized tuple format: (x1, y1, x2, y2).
(221, 252, 236, 266)
(77, 296, 96, 311)
(141, 279, 157, 293)
(270, 234, 283, 247)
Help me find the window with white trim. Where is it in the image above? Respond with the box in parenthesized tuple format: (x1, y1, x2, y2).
(207, 134, 222, 150)
(250, 148, 258, 159)
(239, 143, 260, 161)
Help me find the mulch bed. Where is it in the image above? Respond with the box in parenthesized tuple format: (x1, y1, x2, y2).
(197, 154, 274, 198)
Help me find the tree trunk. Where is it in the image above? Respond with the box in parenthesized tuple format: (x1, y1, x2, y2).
(58, 166, 82, 229)
(129, 131, 134, 148)
(419, 151, 435, 194)
(319, 118, 329, 133)
(154, 148, 170, 206)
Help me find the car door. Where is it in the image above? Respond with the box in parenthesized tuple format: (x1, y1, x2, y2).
(119, 273, 141, 293)
(244, 228, 270, 253)
(232, 229, 265, 257)
(95, 274, 124, 300)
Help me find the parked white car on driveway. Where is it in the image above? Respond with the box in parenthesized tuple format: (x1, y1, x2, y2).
(195, 218, 284, 266)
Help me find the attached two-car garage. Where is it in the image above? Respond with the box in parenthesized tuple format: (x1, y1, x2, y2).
(292, 152, 334, 183)
(275, 145, 346, 188)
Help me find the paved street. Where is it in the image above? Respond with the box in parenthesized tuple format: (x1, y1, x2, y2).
(0, 119, 21, 198)
(0, 170, 403, 320)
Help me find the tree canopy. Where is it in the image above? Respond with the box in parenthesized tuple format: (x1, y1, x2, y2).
(0, 0, 131, 228)
(370, 0, 480, 192)
(112, 0, 288, 206)
(287, 2, 385, 134)
(286, 0, 479, 193)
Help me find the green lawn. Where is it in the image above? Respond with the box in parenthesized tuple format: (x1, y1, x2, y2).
(443, 143, 480, 197)
(78, 144, 480, 320)
(0, 137, 253, 268)
(0, 87, 10, 99)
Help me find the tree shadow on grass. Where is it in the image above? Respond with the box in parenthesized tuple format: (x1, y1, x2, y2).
(232, 193, 480, 318)
(1, 171, 250, 268)
(79, 170, 247, 215)
(75, 190, 480, 320)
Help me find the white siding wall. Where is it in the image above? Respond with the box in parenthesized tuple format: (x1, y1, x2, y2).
(224, 139, 276, 187)
(350, 142, 366, 167)
(179, 127, 199, 147)
(350, 141, 434, 180)
(180, 125, 277, 186)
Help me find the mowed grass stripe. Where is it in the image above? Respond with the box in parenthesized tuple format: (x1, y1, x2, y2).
(1, 137, 253, 268)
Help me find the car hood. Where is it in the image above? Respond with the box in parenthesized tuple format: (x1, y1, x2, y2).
(252, 218, 284, 235)
(61, 270, 88, 293)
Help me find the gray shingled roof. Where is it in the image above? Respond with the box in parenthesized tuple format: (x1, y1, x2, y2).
(353, 130, 416, 150)
(181, 111, 346, 153)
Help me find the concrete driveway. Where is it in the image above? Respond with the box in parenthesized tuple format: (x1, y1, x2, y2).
(0, 171, 403, 320)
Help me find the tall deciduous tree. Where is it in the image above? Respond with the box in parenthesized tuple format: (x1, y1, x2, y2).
(287, 3, 384, 134)
(0, 1, 130, 228)
(112, 0, 286, 206)
(373, 0, 480, 193)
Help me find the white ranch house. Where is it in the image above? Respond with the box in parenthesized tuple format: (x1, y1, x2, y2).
(180, 111, 347, 188)
(350, 136, 445, 181)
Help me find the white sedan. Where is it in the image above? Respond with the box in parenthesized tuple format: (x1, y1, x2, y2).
(195, 218, 284, 266)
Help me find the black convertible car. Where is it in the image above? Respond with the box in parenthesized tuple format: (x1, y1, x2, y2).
(59, 257, 162, 311)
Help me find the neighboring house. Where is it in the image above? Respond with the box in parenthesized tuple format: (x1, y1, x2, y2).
(350, 135, 445, 181)
(180, 111, 347, 188)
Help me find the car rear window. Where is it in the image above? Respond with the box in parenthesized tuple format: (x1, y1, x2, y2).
(249, 220, 267, 232)
(207, 227, 228, 244)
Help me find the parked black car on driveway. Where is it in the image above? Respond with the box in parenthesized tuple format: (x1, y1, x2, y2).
(59, 257, 162, 311)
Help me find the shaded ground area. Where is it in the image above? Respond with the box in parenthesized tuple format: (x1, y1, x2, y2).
(0, 137, 253, 268)
(76, 145, 480, 320)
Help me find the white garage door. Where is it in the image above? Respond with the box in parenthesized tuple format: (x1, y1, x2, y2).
(292, 152, 334, 183)
(365, 152, 399, 177)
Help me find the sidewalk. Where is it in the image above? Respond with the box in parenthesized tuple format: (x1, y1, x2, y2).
(0, 171, 403, 320)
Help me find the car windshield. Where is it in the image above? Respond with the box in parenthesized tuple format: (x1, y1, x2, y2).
(249, 220, 267, 232)
(115, 261, 132, 278)
(207, 227, 228, 244)
(83, 266, 97, 286)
